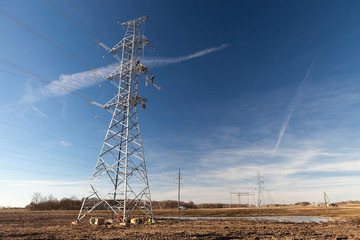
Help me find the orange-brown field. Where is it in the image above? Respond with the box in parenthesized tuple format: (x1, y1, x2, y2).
(1, 205, 360, 239)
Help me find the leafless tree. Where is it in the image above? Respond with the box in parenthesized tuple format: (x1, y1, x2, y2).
(31, 192, 42, 204)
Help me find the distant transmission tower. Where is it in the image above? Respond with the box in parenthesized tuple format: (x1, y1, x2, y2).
(77, 16, 158, 223)
(256, 171, 265, 207)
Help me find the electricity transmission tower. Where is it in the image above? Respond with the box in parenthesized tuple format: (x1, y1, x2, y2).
(256, 171, 265, 207)
(229, 192, 254, 207)
(77, 16, 157, 223)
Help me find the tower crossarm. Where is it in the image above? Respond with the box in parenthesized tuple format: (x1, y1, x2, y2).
(108, 34, 150, 55)
(120, 16, 148, 27)
(108, 38, 126, 54)
(97, 40, 111, 52)
(87, 96, 126, 113)
(108, 16, 149, 55)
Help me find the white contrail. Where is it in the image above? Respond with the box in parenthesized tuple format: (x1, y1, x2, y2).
(142, 44, 229, 67)
(21, 44, 229, 104)
(271, 57, 317, 158)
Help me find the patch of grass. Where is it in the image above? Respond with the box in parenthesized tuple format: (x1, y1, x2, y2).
(0, 208, 29, 213)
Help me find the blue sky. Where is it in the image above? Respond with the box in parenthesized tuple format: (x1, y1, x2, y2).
(1, 0, 360, 207)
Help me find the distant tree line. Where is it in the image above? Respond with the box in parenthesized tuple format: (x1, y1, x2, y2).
(197, 203, 227, 208)
(26, 192, 81, 211)
(23, 194, 360, 211)
(294, 201, 312, 206)
(152, 200, 197, 209)
(26, 193, 232, 211)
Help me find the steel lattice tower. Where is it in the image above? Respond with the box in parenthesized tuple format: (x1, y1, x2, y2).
(256, 171, 265, 207)
(77, 16, 155, 223)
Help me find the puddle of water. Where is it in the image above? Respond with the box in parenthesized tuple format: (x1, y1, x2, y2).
(159, 216, 335, 223)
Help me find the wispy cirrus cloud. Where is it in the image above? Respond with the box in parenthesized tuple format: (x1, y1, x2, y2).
(271, 56, 317, 158)
(148, 140, 360, 203)
(60, 140, 72, 147)
(21, 44, 229, 104)
(20, 63, 116, 104)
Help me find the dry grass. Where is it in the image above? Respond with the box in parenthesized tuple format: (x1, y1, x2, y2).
(153, 204, 360, 219)
(1, 207, 360, 239)
(2, 204, 360, 219)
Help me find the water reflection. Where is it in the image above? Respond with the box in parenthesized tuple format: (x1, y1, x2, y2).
(160, 216, 336, 223)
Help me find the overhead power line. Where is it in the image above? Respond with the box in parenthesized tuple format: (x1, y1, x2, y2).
(0, 163, 82, 179)
(0, 136, 93, 161)
(44, 0, 98, 41)
(148, 89, 215, 150)
(0, 7, 106, 79)
(0, 120, 97, 151)
(0, 152, 86, 171)
(0, 56, 88, 101)
(65, 0, 114, 42)
(0, 67, 96, 98)
(0, 69, 39, 81)
(141, 130, 201, 168)
(0, 6, 245, 190)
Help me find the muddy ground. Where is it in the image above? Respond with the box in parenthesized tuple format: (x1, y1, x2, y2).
(1, 210, 360, 239)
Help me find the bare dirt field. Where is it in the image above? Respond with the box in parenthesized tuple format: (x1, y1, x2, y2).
(1, 206, 360, 239)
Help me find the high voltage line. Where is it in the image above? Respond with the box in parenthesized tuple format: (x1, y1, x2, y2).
(0, 136, 93, 162)
(1, 2, 211, 151)
(50, 0, 120, 46)
(0, 69, 40, 82)
(0, 163, 83, 179)
(0, 66, 233, 184)
(0, 56, 213, 181)
(0, 4, 245, 190)
(0, 120, 96, 151)
(92, 113, 224, 180)
(1, 3, 214, 155)
(0, 62, 231, 183)
(0, 4, 215, 186)
(0, 7, 106, 79)
(146, 91, 215, 150)
(0, 58, 211, 177)
(0, 57, 89, 101)
(0, 1, 205, 201)
(0, 152, 87, 171)
(44, 0, 98, 42)
(0, 68, 97, 97)
(0, 118, 216, 183)
(45, 0, 211, 147)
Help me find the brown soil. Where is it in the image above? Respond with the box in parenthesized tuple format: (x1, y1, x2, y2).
(1, 209, 360, 239)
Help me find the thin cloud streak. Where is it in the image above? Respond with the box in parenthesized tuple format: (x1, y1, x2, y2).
(271, 57, 317, 158)
(21, 44, 229, 104)
(0, 179, 88, 186)
(142, 44, 229, 67)
(21, 63, 116, 104)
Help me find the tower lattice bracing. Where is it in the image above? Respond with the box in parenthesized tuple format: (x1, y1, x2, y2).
(77, 16, 155, 223)
(256, 171, 265, 207)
